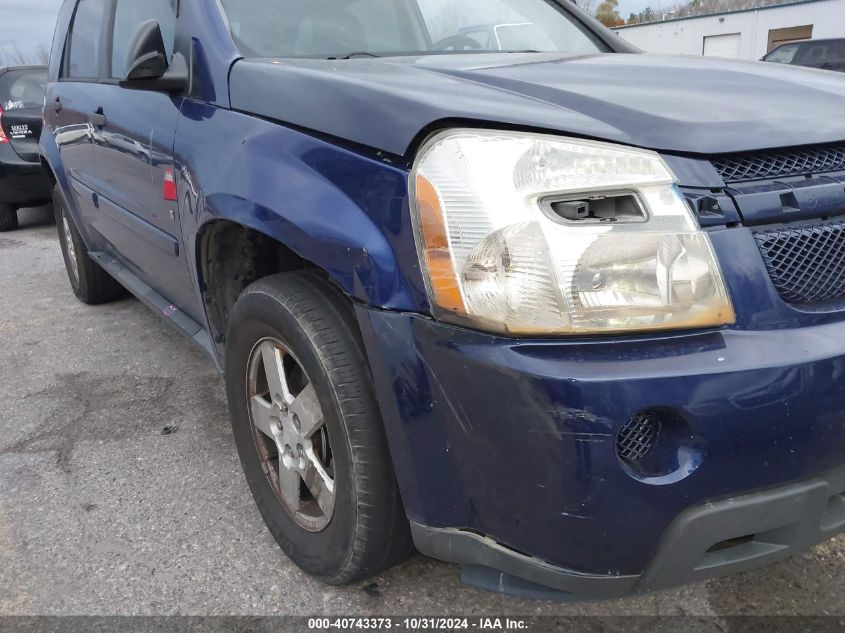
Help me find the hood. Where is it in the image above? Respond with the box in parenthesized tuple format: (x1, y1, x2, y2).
(229, 52, 845, 158)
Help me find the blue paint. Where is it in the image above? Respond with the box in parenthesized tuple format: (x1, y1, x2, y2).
(41, 0, 845, 587)
(357, 305, 845, 574)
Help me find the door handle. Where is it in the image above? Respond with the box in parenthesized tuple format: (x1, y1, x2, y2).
(89, 111, 107, 128)
(50, 98, 62, 113)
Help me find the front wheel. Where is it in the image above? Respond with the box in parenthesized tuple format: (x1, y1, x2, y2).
(225, 271, 413, 584)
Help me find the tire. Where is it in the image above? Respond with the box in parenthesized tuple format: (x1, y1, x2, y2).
(54, 186, 127, 305)
(0, 203, 18, 232)
(225, 270, 413, 584)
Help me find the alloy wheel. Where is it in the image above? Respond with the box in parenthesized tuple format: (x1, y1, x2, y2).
(247, 338, 336, 532)
(62, 212, 79, 285)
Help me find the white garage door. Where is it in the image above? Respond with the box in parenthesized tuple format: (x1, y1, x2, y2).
(703, 33, 742, 58)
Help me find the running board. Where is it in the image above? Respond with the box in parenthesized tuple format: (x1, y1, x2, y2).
(89, 252, 220, 370)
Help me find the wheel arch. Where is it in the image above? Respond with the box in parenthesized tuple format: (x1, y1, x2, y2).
(38, 126, 65, 193)
(196, 218, 326, 353)
(39, 127, 89, 244)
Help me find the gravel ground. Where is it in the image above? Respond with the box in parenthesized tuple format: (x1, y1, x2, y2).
(1, 206, 844, 621)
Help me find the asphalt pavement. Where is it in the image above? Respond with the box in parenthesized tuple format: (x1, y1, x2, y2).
(1, 206, 844, 620)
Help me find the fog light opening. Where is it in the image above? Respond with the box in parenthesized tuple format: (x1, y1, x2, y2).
(706, 534, 756, 554)
(616, 412, 662, 464)
(617, 408, 704, 485)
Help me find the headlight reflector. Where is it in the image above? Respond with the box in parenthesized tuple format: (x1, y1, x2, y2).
(411, 130, 734, 335)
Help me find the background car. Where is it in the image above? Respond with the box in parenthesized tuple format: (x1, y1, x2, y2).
(0, 65, 51, 231)
(762, 38, 845, 72)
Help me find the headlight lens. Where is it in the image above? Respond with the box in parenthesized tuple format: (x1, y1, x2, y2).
(411, 130, 735, 335)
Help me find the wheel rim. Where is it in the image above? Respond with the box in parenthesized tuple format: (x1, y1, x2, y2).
(247, 338, 336, 532)
(61, 212, 79, 285)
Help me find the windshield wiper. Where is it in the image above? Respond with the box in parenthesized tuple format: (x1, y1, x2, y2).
(330, 52, 381, 60)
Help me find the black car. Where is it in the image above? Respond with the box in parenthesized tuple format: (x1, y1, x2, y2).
(763, 38, 845, 73)
(0, 65, 51, 231)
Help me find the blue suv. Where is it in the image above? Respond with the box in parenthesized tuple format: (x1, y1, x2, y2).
(42, 0, 845, 599)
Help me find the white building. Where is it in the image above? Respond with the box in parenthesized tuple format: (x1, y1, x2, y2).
(615, 0, 845, 60)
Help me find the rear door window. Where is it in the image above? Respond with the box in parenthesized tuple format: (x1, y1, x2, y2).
(798, 41, 840, 64)
(67, 0, 111, 78)
(111, 0, 178, 79)
(0, 69, 47, 111)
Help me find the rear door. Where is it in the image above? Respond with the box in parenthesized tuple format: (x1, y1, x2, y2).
(0, 67, 47, 162)
(47, 0, 111, 236)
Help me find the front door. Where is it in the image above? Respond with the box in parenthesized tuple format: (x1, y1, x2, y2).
(86, 0, 201, 319)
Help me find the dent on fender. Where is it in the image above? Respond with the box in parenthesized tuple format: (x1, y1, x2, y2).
(176, 103, 428, 311)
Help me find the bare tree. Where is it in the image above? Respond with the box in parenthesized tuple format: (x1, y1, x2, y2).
(0, 41, 50, 67)
(429, 2, 470, 40)
(9, 41, 30, 65)
(35, 44, 51, 65)
(427, 0, 527, 40)
(627, 0, 791, 24)
(578, 0, 600, 15)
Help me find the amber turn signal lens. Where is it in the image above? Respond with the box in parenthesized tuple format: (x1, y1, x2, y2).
(415, 174, 466, 315)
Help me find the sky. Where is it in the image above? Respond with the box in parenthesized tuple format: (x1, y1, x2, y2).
(617, 0, 661, 15)
(0, 0, 63, 65)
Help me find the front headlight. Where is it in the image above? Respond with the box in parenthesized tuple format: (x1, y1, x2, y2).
(411, 129, 735, 335)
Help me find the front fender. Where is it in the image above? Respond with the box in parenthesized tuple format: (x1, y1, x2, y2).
(176, 102, 428, 312)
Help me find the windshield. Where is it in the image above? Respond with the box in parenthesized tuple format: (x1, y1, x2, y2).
(217, 0, 606, 59)
(0, 69, 47, 111)
(765, 44, 800, 64)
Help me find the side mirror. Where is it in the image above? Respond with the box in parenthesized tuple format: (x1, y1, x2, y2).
(120, 19, 190, 93)
(125, 20, 169, 81)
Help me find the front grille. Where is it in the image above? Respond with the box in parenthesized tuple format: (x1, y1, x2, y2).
(712, 144, 845, 183)
(755, 221, 845, 304)
(616, 413, 660, 463)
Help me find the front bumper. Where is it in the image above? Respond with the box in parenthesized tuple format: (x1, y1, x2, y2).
(413, 465, 845, 599)
(356, 306, 845, 598)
